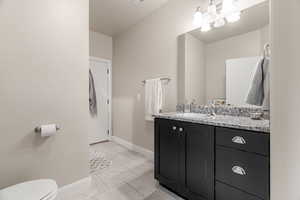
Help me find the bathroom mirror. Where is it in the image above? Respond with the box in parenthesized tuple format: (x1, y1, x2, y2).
(178, 1, 269, 107)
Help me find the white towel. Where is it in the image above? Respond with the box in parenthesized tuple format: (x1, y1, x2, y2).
(246, 57, 270, 110)
(145, 79, 164, 121)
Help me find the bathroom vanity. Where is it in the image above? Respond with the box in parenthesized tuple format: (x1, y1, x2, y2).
(154, 113, 270, 200)
(158, 2, 271, 199)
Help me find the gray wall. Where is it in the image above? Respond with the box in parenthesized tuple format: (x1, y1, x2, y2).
(271, 0, 300, 199)
(0, 0, 89, 188)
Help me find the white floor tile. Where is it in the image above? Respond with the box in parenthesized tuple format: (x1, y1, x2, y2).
(61, 141, 182, 200)
(92, 183, 143, 200)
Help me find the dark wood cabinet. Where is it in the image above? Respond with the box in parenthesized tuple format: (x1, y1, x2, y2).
(155, 119, 180, 192)
(185, 124, 214, 200)
(216, 147, 269, 199)
(216, 182, 261, 200)
(155, 118, 270, 200)
(216, 127, 270, 156)
(155, 118, 215, 200)
(215, 127, 270, 200)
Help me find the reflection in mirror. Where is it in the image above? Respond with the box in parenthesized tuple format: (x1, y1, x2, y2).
(178, 1, 269, 108)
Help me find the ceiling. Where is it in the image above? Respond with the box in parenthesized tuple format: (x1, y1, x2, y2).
(189, 1, 269, 43)
(90, 0, 169, 36)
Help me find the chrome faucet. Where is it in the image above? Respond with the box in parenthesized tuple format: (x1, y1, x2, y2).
(176, 99, 196, 113)
(206, 100, 217, 117)
(176, 104, 185, 113)
(189, 99, 196, 112)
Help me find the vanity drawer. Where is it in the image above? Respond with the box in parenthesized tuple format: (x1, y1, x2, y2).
(216, 147, 269, 199)
(216, 182, 262, 200)
(216, 127, 269, 156)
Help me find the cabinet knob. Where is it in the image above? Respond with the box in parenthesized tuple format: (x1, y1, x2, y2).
(232, 136, 246, 144)
(179, 128, 184, 132)
(172, 126, 177, 131)
(232, 166, 247, 176)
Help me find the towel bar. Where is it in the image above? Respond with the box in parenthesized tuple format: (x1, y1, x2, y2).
(142, 77, 171, 84)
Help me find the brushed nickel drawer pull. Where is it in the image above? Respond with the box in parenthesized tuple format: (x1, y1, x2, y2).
(179, 128, 184, 132)
(232, 136, 246, 144)
(172, 126, 177, 131)
(232, 166, 247, 176)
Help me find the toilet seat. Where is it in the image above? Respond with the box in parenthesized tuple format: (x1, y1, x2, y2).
(0, 179, 58, 200)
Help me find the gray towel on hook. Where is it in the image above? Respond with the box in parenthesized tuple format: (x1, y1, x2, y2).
(89, 69, 97, 116)
(246, 57, 270, 110)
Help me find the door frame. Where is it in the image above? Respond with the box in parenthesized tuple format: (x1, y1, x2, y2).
(90, 56, 112, 141)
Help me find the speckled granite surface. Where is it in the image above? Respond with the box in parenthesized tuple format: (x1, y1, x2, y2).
(177, 104, 270, 119)
(154, 112, 270, 133)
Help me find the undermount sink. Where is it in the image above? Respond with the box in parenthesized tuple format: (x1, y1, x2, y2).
(173, 112, 214, 119)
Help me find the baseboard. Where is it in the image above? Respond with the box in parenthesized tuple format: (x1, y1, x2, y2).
(111, 136, 154, 161)
(58, 176, 91, 199)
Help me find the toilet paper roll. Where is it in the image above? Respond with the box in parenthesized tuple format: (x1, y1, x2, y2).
(40, 124, 57, 137)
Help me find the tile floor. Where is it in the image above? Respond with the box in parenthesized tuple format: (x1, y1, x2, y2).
(61, 141, 183, 200)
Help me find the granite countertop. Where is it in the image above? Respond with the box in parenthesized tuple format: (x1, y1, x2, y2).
(154, 112, 270, 133)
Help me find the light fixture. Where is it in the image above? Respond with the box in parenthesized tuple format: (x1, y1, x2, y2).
(193, 7, 203, 28)
(226, 11, 241, 23)
(201, 19, 212, 32)
(200, 13, 211, 32)
(222, 0, 235, 14)
(214, 14, 225, 28)
(207, 0, 217, 21)
(222, 0, 241, 23)
(193, 0, 241, 31)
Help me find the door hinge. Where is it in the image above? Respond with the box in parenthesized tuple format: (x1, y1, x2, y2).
(107, 129, 110, 135)
(107, 69, 109, 74)
(107, 99, 110, 104)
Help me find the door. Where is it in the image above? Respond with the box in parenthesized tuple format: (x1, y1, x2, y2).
(155, 119, 180, 191)
(185, 124, 215, 200)
(89, 58, 111, 144)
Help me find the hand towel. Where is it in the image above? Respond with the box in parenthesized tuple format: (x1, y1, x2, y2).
(89, 69, 98, 116)
(262, 58, 270, 110)
(246, 57, 270, 110)
(145, 79, 163, 121)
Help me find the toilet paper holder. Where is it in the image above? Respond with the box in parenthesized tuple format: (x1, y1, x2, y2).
(34, 124, 61, 133)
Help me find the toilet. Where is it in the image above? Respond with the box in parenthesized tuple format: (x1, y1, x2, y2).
(0, 179, 58, 200)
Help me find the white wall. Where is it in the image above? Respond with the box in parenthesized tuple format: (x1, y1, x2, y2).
(90, 31, 113, 60)
(183, 33, 206, 105)
(205, 27, 269, 102)
(113, 0, 200, 151)
(113, 0, 269, 151)
(271, 0, 300, 199)
(0, 0, 89, 188)
(177, 34, 186, 104)
(178, 26, 269, 105)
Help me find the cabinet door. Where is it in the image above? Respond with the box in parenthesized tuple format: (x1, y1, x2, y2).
(155, 119, 180, 191)
(185, 124, 215, 200)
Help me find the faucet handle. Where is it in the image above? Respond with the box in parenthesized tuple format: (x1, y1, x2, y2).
(191, 99, 196, 105)
(176, 104, 185, 112)
(189, 99, 197, 112)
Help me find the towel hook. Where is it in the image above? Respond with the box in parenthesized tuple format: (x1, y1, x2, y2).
(263, 43, 270, 58)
